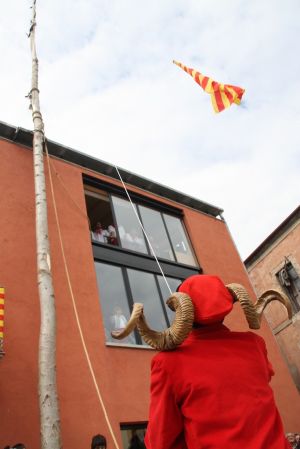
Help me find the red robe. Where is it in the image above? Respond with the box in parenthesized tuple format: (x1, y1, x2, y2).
(145, 324, 289, 449)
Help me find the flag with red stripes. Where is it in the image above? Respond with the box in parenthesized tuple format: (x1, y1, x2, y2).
(0, 287, 4, 353)
(173, 60, 245, 113)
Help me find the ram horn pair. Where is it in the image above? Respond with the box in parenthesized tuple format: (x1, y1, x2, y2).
(111, 284, 292, 351)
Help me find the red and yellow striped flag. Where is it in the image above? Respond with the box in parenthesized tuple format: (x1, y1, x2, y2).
(0, 287, 4, 354)
(173, 60, 245, 113)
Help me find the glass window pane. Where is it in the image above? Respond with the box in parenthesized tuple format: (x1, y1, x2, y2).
(157, 276, 182, 324)
(111, 196, 148, 254)
(287, 264, 300, 289)
(94, 262, 138, 345)
(127, 269, 168, 332)
(85, 189, 118, 246)
(139, 206, 175, 261)
(120, 424, 147, 449)
(163, 214, 197, 266)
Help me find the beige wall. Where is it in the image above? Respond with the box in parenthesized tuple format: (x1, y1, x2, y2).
(247, 219, 300, 393)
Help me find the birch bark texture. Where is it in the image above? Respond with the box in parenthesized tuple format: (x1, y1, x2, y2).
(29, 1, 62, 448)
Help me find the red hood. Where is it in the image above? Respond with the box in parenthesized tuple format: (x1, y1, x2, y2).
(178, 275, 233, 324)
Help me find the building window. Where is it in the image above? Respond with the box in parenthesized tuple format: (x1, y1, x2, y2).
(84, 176, 201, 347)
(277, 260, 300, 314)
(94, 261, 182, 346)
(111, 196, 148, 254)
(164, 214, 198, 266)
(84, 186, 198, 267)
(120, 423, 147, 449)
(139, 205, 175, 261)
(85, 189, 118, 245)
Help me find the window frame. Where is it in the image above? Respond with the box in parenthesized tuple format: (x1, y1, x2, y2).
(120, 422, 147, 449)
(94, 260, 185, 348)
(84, 175, 201, 348)
(83, 174, 183, 216)
(276, 260, 300, 314)
(84, 174, 200, 272)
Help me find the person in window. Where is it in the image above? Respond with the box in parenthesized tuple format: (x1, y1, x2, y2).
(91, 434, 106, 449)
(91, 222, 109, 243)
(127, 432, 145, 449)
(107, 224, 117, 245)
(110, 306, 128, 333)
(110, 306, 135, 344)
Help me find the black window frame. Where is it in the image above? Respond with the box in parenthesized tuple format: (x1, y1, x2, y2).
(94, 260, 186, 347)
(84, 174, 201, 274)
(83, 174, 183, 216)
(120, 422, 147, 449)
(84, 175, 201, 347)
(276, 259, 300, 314)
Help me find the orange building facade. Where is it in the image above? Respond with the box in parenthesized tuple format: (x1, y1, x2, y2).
(0, 121, 299, 448)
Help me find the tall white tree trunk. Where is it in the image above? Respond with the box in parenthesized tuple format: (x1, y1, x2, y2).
(29, 2, 62, 448)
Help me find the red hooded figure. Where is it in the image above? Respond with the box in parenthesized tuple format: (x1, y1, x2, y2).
(112, 275, 292, 449)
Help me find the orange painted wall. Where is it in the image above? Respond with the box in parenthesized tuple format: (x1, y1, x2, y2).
(0, 139, 299, 449)
(183, 207, 300, 430)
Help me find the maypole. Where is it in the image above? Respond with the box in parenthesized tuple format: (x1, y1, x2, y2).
(28, 1, 62, 448)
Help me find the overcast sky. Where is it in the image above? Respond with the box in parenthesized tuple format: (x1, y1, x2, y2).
(0, 0, 299, 260)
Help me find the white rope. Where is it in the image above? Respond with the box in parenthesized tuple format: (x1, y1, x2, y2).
(115, 166, 172, 295)
(46, 146, 121, 449)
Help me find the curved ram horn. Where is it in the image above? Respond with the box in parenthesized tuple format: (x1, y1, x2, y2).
(111, 292, 194, 351)
(111, 303, 144, 340)
(226, 283, 292, 329)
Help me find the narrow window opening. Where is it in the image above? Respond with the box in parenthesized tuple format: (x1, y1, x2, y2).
(277, 260, 300, 314)
(120, 423, 147, 449)
(85, 188, 118, 246)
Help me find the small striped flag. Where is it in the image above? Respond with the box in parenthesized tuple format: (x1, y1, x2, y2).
(173, 60, 245, 113)
(0, 287, 4, 354)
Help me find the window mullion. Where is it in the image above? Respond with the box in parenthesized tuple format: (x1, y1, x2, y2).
(109, 194, 121, 247)
(161, 212, 177, 262)
(154, 274, 170, 327)
(122, 267, 142, 345)
(136, 204, 151, 256)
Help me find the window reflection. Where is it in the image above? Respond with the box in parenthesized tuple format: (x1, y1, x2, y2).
(94, 262, 137, 345)
(157, 276, 182, 324)
(127, 269, 168, 332)
(94, 262, 196, 347)
(163, 214, 197, 266)
(86, 187, 198, 269)
(111, 196, 148, 254)
(139, 206, 175, 261)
